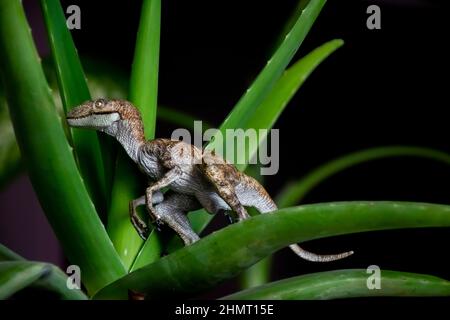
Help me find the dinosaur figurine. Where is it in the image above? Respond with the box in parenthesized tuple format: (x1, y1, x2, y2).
(67, 98, 353, 262)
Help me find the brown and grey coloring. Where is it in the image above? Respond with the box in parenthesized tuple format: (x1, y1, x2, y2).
(67, 99, 353, 262)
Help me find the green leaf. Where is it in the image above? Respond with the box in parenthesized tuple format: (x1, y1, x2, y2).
(40, 0, 110, 215)
(241, 146, 450, 290)
(0, 243, 23, 262)
(107, 0, 162, 270)
(241, 39, 343, 169)
(247, 146, 450, 290)
(0, 261, 87, 300)
(239, 257, 272, 289)
(129, 0, 161, 138)
(207, 0, 326, 156)
(268, 0, 309, 56)
(94, 201, 450, 299)
(0, 262, 49, 299)
(222, 269, 450, 299)
(0, 0, 126, 295)
(107, 157, 147, 269)
(276, 146, 450, 208)
(0, 86, 21, 189)
(129, 232, 164, 271)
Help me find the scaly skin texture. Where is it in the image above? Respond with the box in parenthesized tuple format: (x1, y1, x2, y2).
(67, 99, 353, 262)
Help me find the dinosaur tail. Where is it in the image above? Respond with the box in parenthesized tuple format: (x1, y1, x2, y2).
(239, 175, 354, 262)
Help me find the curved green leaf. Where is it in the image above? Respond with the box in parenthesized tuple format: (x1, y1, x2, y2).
(40, 0, 109, 215)
(129, 231, 164, 271)
(107, 159, 147, 270)
(0, 0, 126, 295)
(0, 243, 23, 262)
(239, 39, 344, 170)
(107, 0, 162, 269)
(94, 201, 450, 299)
(0, 261, 87, 300)
(129, 0, 161, 137)
(240, 257, 272, 290)
(276, 146, 450, 208)
(0, 87, 21, 189)
(0, 262, 49, 299)
(244, 146, 450, 290)
(268, 0, 309, 56)
(222, 269, 450, 300)
(207, 0, 326, 154)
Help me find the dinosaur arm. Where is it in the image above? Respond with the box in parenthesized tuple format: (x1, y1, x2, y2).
(145, 167, 182, 219)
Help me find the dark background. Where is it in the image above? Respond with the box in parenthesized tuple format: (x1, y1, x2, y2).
(1, 0, 449, 298)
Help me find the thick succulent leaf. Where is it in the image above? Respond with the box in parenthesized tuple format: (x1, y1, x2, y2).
(94, 201, 450, 299)
(222, 269, 450, 300)
(206, 0, 326, 155)
(0, 87, 21, 189)
(129, 0, 161, 138)
(241, 146, 450, 290)
(0, 243, 23, 262)
(0, 0, 126, 295)
(0, 262, 48, 299)
(249, 146, 450, 290)
(107, 0, 162, 269)
(0, 261, 87, 300)
(238, 39, 344, 170)
(40, 0, 110, 214)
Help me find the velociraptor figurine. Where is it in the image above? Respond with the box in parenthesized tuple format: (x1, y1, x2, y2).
(67, 98, 353, 262)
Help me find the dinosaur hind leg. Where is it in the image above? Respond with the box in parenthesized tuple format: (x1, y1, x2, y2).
(154, 192, 201, 245)
(201, 164, 250, 221)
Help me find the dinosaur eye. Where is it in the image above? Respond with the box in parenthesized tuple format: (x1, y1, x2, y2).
(94, 99, 106, 109)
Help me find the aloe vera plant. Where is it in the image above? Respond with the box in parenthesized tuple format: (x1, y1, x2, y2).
(0, 0, 448, 301)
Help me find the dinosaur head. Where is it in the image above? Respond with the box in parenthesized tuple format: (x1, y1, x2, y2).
(67, 98, 145, 160)
(67, 98, 144, 135)
(67, 98, 123, 130)
(67, 98, 146, 152)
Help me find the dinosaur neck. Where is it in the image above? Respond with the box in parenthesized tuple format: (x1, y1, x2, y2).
(105, 119, 145, 163)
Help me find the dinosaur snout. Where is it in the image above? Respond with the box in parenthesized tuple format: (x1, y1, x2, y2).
(66, 102, 94, 120)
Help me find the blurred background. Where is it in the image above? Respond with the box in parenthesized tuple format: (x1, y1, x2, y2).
(1, 0, 449, 297)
